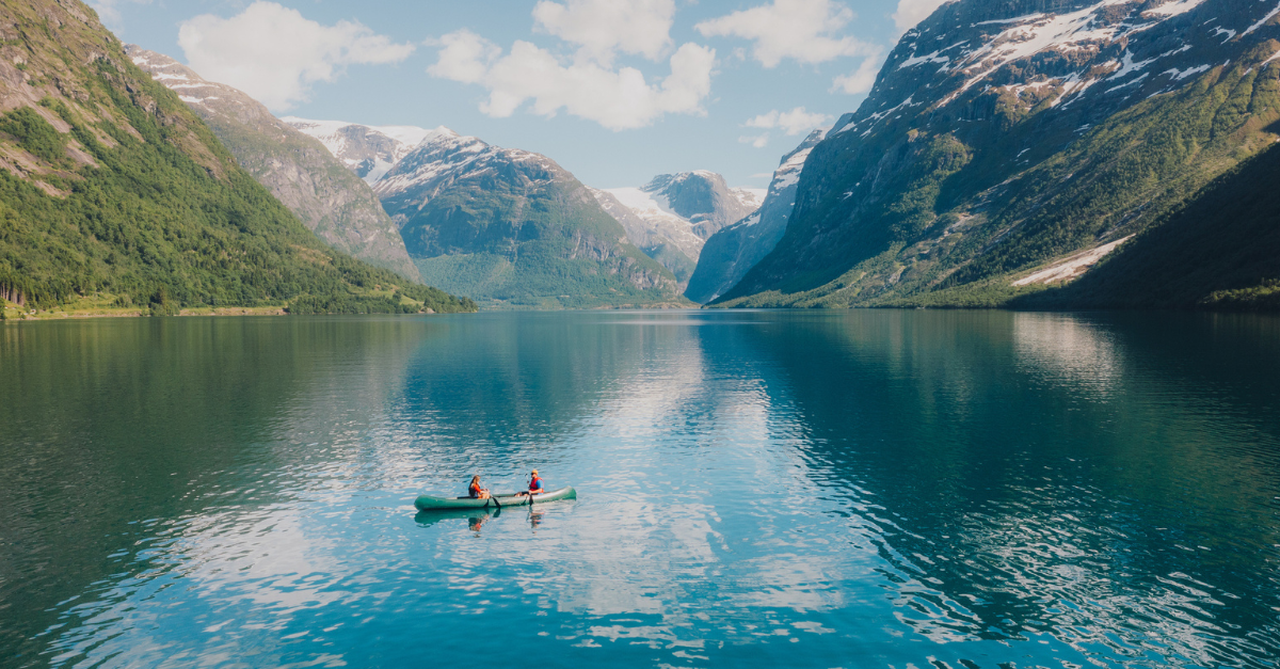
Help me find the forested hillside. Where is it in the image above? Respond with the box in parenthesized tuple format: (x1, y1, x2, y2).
(126, 46, 421, 283)
(0, 0, 473, 316)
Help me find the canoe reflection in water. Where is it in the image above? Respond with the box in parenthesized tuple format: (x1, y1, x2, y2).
(413, 507, 499, 531)
(412, 506, 551, 534)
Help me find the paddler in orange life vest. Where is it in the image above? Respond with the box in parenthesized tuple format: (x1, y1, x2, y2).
(468, 474, 490, 499)
(518, 469, 545, 496)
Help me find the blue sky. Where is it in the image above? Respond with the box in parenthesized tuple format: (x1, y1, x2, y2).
(96, 0, 945, 187)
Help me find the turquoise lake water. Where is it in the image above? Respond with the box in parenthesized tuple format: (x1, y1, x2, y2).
(2, 310, 1279, 668)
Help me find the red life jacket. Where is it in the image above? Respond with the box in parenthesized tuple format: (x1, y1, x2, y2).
(469, 482, 482, 498)
(529, 477, 543, 491)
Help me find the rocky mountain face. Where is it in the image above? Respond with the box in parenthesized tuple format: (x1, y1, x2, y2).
(0, 0, 471, 316)
(720, 0, 1280, 309)
(125, 47, 420, 282)
(284, 117, 437, 184)
(358, 128, 682, 308)
(638, 172, 764, 239)
(685, 129, 826, 304)
(593, 172, 764, 284)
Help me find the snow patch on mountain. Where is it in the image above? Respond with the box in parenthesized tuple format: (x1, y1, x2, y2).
(607, 187, 688, 225)
(1164, 64, 1211, 80)
(934, 0, 1212, 107)
(1012, 235, 1134, 285)
(283, 117, 455, 184)
(372, 132, 503, 201)
(1144, 0, 1206, 16)
(736, 188, 767, 209)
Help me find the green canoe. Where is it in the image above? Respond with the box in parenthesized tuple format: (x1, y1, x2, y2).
(414, 486, 577, 511)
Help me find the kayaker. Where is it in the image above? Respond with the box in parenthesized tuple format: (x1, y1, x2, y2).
(517, 469, 545, 496)
(468, 475, 490, 499)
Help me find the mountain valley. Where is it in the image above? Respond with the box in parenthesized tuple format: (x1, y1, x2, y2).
(591, 172, 764, 285)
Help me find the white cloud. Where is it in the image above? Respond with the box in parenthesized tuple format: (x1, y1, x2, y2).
(694, 0, 877, 67)
(831, 48, 884, 94)
(178, 2, 415, 111)
(739, 133, 770, 148)
(427, 30, 499, 84)
(533, 0, 675, 64)
(428, 31, 715, 131)
(892, 0, 952, 33)
(743, 106, 832, 135)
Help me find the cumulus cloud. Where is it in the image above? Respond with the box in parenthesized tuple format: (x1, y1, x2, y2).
(743, 107, 832, 136)
(428, 30, 500, 84)
(892, 0, 952, 33)
(694, 0, 878, 67)
(428, 30, 715, 131)
(533, 0, 675, 64)
(739, 133, 770, 148)
(831, 48, 884, 94)
(178, 2, 415, 111)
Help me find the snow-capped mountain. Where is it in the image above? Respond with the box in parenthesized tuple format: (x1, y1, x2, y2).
(283, 118, 449, 183)
(721, 0, 1280, 309)
(125, 46, 420, 282)
(372, 129, 558, 237)
(606, 172, 764, 241)
(592, 172, 764, 283)
(354, 129, 681, 307)
(283, 116, 682, 307)
(685, 129, 826, 304)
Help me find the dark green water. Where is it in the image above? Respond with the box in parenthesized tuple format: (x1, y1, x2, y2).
(2, 310, 1279, 668)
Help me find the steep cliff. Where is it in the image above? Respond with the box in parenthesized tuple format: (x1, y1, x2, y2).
(685, 129, 825, 304)
(126, 46, 420, 282)
(720, 0, 1280, 309)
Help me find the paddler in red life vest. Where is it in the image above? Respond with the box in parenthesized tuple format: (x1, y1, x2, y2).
(518, 469, 545, 496)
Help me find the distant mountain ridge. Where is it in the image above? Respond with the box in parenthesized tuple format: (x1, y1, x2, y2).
(289, 118, 684, 308)
(592, 172, 764, 284)
(125, 47, 420, 282)
(718, 0, 1280, 309)
(284, 117, 446, 183)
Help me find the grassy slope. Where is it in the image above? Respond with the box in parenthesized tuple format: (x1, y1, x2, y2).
(0, 0, 472, 316)
(717, 52, 1280, 310)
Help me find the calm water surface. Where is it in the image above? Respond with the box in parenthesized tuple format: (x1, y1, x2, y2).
(2, 310, 1279, 668)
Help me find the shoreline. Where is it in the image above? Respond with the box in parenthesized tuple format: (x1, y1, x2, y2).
(2, 305, 289, 321)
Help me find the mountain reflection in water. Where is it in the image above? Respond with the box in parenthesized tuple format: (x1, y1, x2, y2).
(1, 311, 1278, 668)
